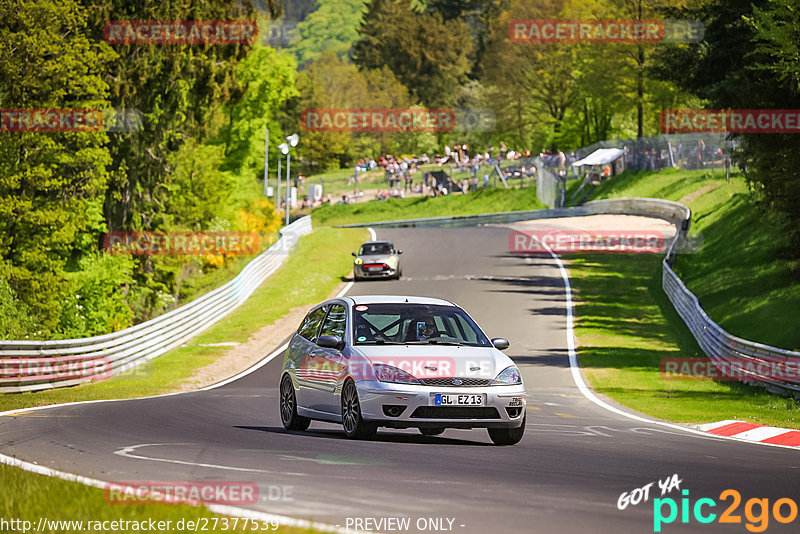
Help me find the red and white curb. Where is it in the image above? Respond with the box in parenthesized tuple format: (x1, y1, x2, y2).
(695, 420, 800, 447)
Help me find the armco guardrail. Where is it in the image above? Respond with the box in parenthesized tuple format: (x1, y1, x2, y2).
(342, 199, 800, 398)
(0, 217, 313, 393)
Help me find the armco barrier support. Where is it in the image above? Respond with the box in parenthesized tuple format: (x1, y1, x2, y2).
(341, 199, 800, 398)
(0, 217, 313, 393)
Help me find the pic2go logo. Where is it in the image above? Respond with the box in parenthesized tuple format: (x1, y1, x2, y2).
(653, 489, 799, 532)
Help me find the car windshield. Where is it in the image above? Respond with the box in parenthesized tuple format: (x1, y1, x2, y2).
(352, 303, 491, 346)
(359, 243, 394, 256)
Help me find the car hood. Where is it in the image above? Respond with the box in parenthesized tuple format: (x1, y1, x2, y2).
(349, 344, 512, 381)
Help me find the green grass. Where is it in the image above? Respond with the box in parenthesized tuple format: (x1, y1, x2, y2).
(0, 464, 317, 533)
(311, 186, 544, 227)
(302, 159, 523, 200)
(570, 254, 800, 428)
(582, 167, 800, 349)
(567, 167, 800, 427)
(0, 227, 367, 413)
(0, 229, 364, 530)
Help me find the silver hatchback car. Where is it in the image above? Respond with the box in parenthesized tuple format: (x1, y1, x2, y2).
(352, 241, 402, 280)
(278, 295, 526, 445)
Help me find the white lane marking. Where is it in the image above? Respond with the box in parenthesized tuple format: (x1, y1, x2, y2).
(367, 227, 377, 241)
(336, 281, 354, 298)
(113, 443, 310, 477)
(539, 243, 793, 446)
(0, 451, 355, 533)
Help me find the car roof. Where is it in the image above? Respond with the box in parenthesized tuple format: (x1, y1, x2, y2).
(360, 240, 394, 246)
(344, 295, 456, 307)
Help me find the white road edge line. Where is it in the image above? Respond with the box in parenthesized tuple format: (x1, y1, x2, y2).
(367, 227, 377, 241)
(0, 451, 352, 533)
(0, 230, 369, 533)
(543, 243, 800, 451)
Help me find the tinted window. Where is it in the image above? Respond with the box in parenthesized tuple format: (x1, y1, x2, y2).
(359, 243, 394, 255)
(352, 303, 490, 346)
(319, 304, 347, 340)
(298, 306, 327, 341)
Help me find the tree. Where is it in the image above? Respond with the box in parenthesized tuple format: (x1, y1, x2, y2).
(353, 0, 473, 107)
(653, 0, 800, 257)
(289, 0, 369, 66)
(0, 0, 113, 331)
(481, 0, 576, 150)
(80, 0, 256, 232)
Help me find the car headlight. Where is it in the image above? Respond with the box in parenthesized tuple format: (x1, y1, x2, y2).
(492, 366, 522, 385)
(354, 257, 363, 265)
(387, 255, 398, 265)
(373, 364, 420, 384)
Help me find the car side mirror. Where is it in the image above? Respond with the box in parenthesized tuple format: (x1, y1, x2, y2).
(317, 335, 343, 350)
(397, 250, 403, 254)
(491, 338, 510, 350)
(351, 252, 357, 257)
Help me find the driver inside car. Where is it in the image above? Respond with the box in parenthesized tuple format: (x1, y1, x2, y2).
(407, 315, 437, 341)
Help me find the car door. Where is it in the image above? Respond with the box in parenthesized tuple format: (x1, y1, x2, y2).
(314, 302, 348, 414)
(291, 304, 328, 409)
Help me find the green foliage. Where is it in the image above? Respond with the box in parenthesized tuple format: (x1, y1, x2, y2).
(653, 0, 800, 257)
(56, 253, 135, 339)
(353, 0, 473, 107)
(288, 52, 413, 171)
(0, 261, 35, 339)
(221, 43, 298, 177)
(0, 0, 113, 331)
(81, 0, 254, 233)
(289, 0, 369, 65)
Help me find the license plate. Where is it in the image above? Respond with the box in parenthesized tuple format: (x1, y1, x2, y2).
(432, 394, 484, 406)
(366, 266, 383, 272)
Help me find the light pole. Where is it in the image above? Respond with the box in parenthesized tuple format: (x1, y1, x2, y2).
(284, 134, 299, 226)
(264, 128, 269, 197)
(278, 142, 290, 223)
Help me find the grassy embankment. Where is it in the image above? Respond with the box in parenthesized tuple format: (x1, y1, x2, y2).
(567, 168, 800, 427)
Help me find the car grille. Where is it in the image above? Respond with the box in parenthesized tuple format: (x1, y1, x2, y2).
(410, 407, 501, 419)
(420, 378, 491, 387)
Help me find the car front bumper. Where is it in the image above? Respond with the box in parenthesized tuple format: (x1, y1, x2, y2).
(356, 380, 526, 429)
(354, 264, 398, 279)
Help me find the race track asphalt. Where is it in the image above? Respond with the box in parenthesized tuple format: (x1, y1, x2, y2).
(1, 225, 798, 533)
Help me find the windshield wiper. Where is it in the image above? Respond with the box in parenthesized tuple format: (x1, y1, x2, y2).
(356, 340, 406, 345)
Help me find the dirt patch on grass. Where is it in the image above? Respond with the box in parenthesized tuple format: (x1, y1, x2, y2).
(678, 182, 723, 205)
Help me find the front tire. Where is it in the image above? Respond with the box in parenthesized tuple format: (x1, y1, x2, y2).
(280, 375, 311, 431)
(488, 414, 525, 445)
(341, 380, 377, 439)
